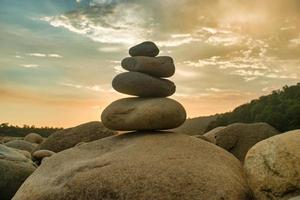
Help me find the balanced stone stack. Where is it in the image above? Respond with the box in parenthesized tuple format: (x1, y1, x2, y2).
(101, 41, 186, 131)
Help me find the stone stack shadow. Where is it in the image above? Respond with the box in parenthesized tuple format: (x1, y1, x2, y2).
(101, 41, 186, 131)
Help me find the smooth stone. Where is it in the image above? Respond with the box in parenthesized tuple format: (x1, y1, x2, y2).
(4, 140, 36, 153)
(244, 130, 300, 200)
(112, 72, 175, 97)
(12, 132, 252, 200)
(129, 41, 159, 57)
(101, 98, 186, 131)
(24, 133, 44, 144)
(32, 150, 55, 164)
(205, 123, 280, 162)
(0, 145, 36, 200)
(35, 121, 116, 153)
(121, 56, 175, 77)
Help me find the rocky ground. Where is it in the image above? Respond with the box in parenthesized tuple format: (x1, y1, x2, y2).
(1, 42, 299, 200)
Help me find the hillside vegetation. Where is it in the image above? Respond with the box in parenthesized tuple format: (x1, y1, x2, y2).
(0, 123, 62, 137)
(206, 83, 300, 132)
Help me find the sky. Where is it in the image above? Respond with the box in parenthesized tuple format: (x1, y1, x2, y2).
(0, 0, 300, 127)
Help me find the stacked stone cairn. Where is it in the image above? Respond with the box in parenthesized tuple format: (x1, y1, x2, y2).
(101, 41, 186, 131)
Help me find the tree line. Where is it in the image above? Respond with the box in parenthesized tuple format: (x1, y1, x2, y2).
(206, 83, 300, 132)
(0, 123, 63, 137)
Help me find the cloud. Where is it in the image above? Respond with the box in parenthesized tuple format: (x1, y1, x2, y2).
(39, 3, 152, 45)
(59, 82, 114, 93)
(48, 54, 63, 58)
(28, 53, 63, 58)
(28, 53, 47, 57)
(98, 46, 122, 52)
(20, 64, 39, 68)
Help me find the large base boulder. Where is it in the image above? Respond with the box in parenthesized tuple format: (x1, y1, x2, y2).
(0, 145, 36, 200)
(207, 123, 280, 162)
(13, 132, 252, 200)
(244, 130, 300, 200)
(35, 121, 116, 153)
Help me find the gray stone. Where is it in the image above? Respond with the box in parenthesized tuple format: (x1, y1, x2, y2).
(35, 121, 116, 153)
(129, 41, 159, 57)
(13, 132, 252, 200)
(121, 56, 175, 77)
(101, 97, 186, 131)
(245, 130, 300, 200)
(0, 145, 36, 200)
(112, 72, 175, 97)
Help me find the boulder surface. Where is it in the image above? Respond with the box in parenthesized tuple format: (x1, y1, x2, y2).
(13, 132, 252, 200)
(5, 140, 36, 153)
(209, 123, 279, 161)
(0, 145, 36, 200)
(244, 130, 300, 200)
(24, 133, 44, 144)
(35, 121, 116, 153)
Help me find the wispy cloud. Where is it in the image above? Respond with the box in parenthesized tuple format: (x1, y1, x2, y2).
(48, 54, 62, 58)
(28, 53, 47, 57)
(20, 64, 39, 68)
(28, 53, 63, 58)
(59, 82, 114, 93)
(39, 3, 152, 45)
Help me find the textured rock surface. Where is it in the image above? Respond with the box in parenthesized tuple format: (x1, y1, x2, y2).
(24, 133, 44, 144)
(203, 126, 226, 143)
(5, 140, 36, 153)
(121, 56, 175, 77)
(35, 121, 116, 153)
(0, 145, 36, 200)
(193, 135, 213, 143)
(101, 98, 186, 131)
(129, 41, 159, 57)
(210, 123, 279, 161)
(112, 72, 175, 97)
(244, 130, 300, 200)
(13, 132, 252, 200)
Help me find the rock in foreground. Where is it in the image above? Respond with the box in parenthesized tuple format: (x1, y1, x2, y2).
(35, 121, 116, 153)
(13, 132, 252, 200)
(101, 98, 186, 131)
(0, 145, 36, 200)
(244, 130, 300, 200)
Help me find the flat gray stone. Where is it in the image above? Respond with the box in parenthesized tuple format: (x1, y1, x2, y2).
(121, 56, 175, 77)
(101, 97, 186, 131)
(129, 41, 159, 57)
(112, 72, 175, 97)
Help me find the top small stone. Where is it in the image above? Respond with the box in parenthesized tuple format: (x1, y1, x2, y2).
(129, 41, 159, 57)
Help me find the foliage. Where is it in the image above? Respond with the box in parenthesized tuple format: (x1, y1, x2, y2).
(206, 83, 300, 132)
(0, 123, 63, 137)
